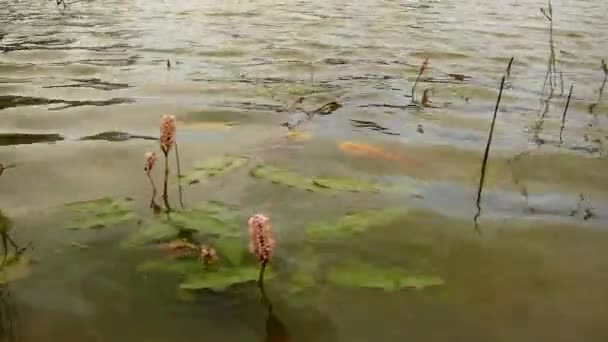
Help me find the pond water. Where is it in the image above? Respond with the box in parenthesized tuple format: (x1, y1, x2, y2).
(1, 0, 608, 340)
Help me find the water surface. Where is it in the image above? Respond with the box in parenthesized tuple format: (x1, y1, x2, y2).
(1, 0, 608, 341)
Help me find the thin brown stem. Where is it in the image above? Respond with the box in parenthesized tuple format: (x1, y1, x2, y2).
(411, 58, 429, 102)
(162, 151, 171, 212)
(474, 74, 507, 232)
(174, 142, 184, 209)
(559, 84, 574, 145)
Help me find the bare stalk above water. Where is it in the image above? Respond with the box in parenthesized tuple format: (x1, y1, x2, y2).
(505, 56, 514, 78)
(474, 67, 508, 231)
(411, 57, 429, 102)
(559, 84, 574, 145)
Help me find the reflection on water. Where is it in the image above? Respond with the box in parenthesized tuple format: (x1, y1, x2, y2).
(1, 0, 608, 340)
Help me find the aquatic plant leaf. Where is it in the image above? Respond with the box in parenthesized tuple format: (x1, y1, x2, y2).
(212, 237, 246, 266)
(251, 165, 380, 193)
(312, 177, 380, 193)
(179, 266, 262, 291)
(0, 254, 32, 285)
(180, 155, 249, 185)
(167, 201, 241, 237)
(136, 258, 201, 275)
(64, 197, 135, 230)
(306, 209, 404, 240)
(122, 220, 188, 247)
(123, 202, 240, 246)
(250, 165, 317, 191)
(327, 262, 444, 291)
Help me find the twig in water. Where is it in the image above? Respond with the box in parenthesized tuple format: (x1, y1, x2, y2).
(411, 57, 429, 102)
(559, 84, 574, 145)
(474, 74, 507, 231)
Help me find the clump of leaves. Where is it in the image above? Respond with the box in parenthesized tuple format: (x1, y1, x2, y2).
(137, 236, 269, 292)
(64, 197, 135, 230)
(306, 209, 404, 240)
(250, 164, 380, 193)
(179, 266, 262, 291)
(327, 261, 444, 291)
(122, 201, 241, 247)
(180, 155, 249, 185)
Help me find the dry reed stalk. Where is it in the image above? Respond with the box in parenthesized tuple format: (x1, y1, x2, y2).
(474, 70, 508, 231)
(559, 84, 574, 144)
(411, 57, 429, 102)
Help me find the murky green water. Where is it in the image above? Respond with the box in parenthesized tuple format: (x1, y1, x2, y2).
(1, 0, 608, 340)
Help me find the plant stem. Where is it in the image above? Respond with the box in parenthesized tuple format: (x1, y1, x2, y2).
(559, 84, 574, 144)
(162, 151, 171, 212)
(258, 260, 270, 306)
(175, 142, 184, 209)
(505, 56, 514, 77)
(474, 75, 506, 231)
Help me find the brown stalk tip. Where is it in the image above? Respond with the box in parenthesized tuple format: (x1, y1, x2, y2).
(200, 245, 217, 265)
(419, 57, 430, 76)
(160, 114, 176, 154)
(144, 152, 157, 174)
(248, 214, 275, 264)
(602, 59, 607, 75)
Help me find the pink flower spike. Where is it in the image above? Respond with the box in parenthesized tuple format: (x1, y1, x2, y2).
(248, 214, 275, 263)
(144, 152, 157, 174)
(160, 114, 176, 154)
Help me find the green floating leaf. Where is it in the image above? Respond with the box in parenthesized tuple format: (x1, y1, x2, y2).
(327, 262, 444, 291)
(212, 237, 247, 266)
(251, 164, 380, 193)
(122, 220, 181, 247)
(64, 197, 135, 230)
(250, 165, 317, 191)
(306, 209, 403, 240)
(167, 201, 241, 237)
(122, 201, 241, 247)
(313, 177, 380, 193)
(180, 155, 249, 185)
(180, 265, 266, 291)
(0, 254, 32, 285)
